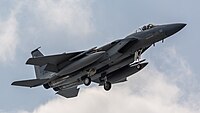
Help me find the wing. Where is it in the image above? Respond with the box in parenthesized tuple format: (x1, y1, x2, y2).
(56, 87, 80, 98)
(11, 79, 48, 88)
(26, 51, 83, 66)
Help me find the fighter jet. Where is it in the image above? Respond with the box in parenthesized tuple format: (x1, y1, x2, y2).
(12, 23, 186, 98)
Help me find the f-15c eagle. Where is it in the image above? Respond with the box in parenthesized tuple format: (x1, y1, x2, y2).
(12, 23, 186, 98)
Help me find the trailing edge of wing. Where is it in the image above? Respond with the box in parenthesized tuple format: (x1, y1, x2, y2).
(11, 79, 48, 88)
(56, 87, 80, 98)
(26, 51, 83, 66)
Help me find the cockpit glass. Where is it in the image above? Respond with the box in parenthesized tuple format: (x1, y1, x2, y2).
(136, 24, 156, 32)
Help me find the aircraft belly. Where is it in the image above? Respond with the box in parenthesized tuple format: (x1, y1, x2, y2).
(59, 81, 81, 90)
(52, 55, 133, 87)
(50, 76, 82, 89)
(90, 56, 134, 82)
(50, 74, 81, 88)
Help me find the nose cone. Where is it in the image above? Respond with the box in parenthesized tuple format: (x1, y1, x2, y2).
(164, 23, 186, 37)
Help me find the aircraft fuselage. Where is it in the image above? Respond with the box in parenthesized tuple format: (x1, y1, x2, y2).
(12, 23, 186, 98)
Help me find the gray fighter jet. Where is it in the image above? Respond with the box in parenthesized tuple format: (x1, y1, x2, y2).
(12, 23, 186, 98)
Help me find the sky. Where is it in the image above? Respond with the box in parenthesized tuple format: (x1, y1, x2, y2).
(0, 0, 199, 113)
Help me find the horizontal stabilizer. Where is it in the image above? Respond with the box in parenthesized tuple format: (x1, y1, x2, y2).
(11, 79, 48, 88)
(56, 87, 80, 98)
(26, 51, 83, 66)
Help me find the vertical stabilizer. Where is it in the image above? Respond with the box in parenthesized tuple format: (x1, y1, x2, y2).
(31, 47, 48, 79)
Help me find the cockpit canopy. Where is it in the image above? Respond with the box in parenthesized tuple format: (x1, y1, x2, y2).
(136, 24, 156, 32)
(142, 24, 155, 30)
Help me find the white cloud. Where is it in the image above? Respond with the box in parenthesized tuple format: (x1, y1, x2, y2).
(35, 0, 94, 36)
(0, 10, 18, 63)
(15, 47, 199, 113)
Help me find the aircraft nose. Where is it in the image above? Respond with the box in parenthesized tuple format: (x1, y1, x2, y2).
(164, 23, 186, 37)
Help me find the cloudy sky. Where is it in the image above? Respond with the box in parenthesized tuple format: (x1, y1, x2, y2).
(0, 0, 199, 113)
